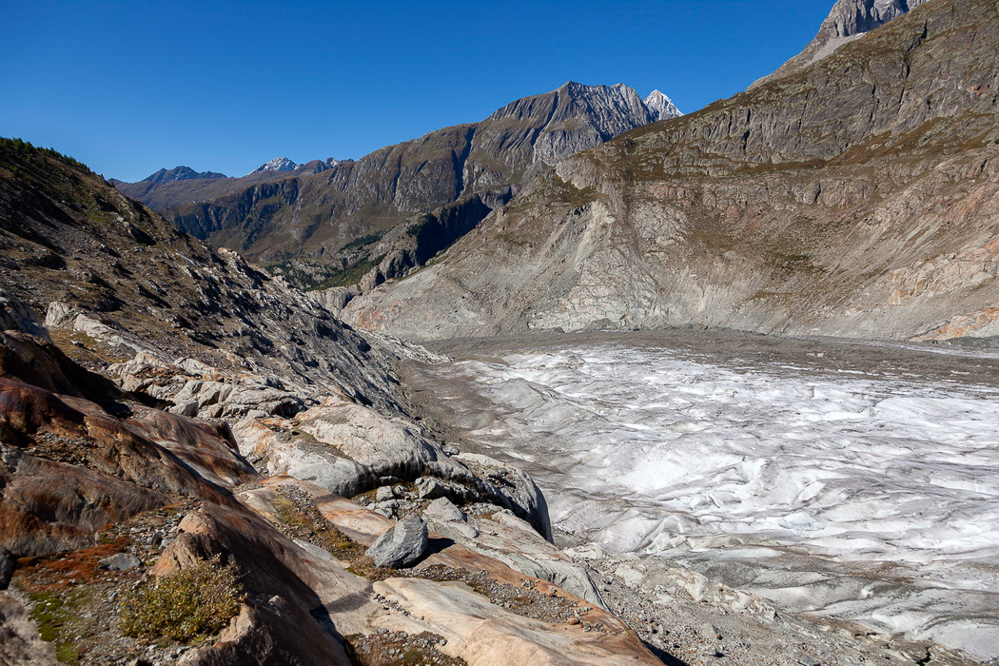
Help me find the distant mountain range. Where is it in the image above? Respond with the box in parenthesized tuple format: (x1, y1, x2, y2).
(247, 156, 340, 176)
(114, 82, 681, 289)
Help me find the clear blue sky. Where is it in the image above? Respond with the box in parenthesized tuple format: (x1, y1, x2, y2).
(2, 1, 831, 182)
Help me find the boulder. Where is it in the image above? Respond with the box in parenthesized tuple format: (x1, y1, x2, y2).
(179, 596, 351, 666)
(100, 553, 141, 570)
(365, 515, 428, 569)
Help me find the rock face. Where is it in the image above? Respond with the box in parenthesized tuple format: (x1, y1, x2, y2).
(754, 0, 933, 86)
(345, 0, 999, 347)
(118, 82, 679, 292)
(136, 166, 229, 184)
(644, 89, 683, 121)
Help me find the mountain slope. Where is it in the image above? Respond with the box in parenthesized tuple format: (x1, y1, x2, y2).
(113, 158, 340, 213)
(135, 82, 677, 289)
(344, 0, 999, 346)
(0, 138, 400, 410)
(754, 0, 932, 86)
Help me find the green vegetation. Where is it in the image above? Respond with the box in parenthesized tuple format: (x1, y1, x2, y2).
(28, 592, 82, 663)
(768, 251, 824, 275)
(0, 136, 86, 169)
(342, 229, 387, 250)
(495, 231, 527, 246)
(308, 255, 385, 290)
(118, 557, 244, 642)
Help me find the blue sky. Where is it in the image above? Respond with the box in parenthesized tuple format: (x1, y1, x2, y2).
(2, 1, 831, 182)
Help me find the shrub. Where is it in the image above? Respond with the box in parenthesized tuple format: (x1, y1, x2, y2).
(118, 557, 244, 642)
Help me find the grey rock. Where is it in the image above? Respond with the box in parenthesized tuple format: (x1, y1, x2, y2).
(0, 548, 14, 590)
(0, 290, 48, 340)
(0, 592, 58, 664)
(756, 0, 932, 86)
(375, 486, 396, 502)
(423, 497, 466, 523)
(101, 553, 142, 570)
(416, 476, 446, 499)
(169, 400, 199, 417)
(365, 515, 428, 569)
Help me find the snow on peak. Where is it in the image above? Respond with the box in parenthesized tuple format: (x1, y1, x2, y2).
(249, 157, 298, 175)
(645, 90, 683, 121)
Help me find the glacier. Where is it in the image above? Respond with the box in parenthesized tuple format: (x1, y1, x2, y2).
(416, 333, 999, 662)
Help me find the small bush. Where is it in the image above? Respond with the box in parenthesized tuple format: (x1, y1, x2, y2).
(119, 557, 244, 642)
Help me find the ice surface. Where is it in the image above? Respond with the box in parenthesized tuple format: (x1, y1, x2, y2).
(432, 341, 999, 661)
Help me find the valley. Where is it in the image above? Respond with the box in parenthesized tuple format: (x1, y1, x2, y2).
(2, 0, 998, 664)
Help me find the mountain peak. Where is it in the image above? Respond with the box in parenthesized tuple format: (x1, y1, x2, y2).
(754, 0, 932, 86)
(645, 90, 683, 121)
(249, 157, 298, 175)
(142, 166, 228, 184)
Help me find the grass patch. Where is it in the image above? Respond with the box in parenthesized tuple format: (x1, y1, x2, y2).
(342, 229, 387, 251)
(270, 490, 398, 580)
(308, 255, 385, 290)
(28, 591, 83, 663)
(118, 557, 244, 643)
(767, 251, 824, 275)
(495, 231, 528, 246)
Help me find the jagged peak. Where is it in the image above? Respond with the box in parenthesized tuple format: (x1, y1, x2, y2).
(645, 90, 684, 121)
(753, 0, 932, 87)
(249, 156, 298, 175)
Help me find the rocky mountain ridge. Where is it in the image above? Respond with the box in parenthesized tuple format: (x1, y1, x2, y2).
(249, 156, 298, 174)
(114, 157, 346, 213)
(247, 156, 339, 175)
(138, 166, 229, 184)
(344, 0, 999, 348)
(644, 89, 683, 121)
(754, 0, 932, 86)
(116, 82, 681, 291)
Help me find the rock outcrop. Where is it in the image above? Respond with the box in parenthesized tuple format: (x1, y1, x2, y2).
(344, 0, 999, 347)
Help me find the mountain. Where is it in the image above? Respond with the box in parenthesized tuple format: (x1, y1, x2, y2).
(129, 82, 679, 290)
(344, 0, 999, 347)
(754, 0, 932, 86)
(142, 165, 229, 184)
(113, 157, 343, 213)
(644, 89, 683, 121)
(249, 156, 299, 174)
